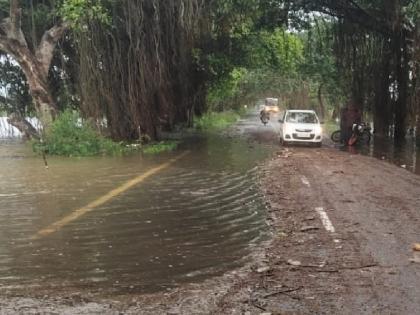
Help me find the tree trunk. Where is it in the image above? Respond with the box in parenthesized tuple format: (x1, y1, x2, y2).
(417, 105, 420, 147)
(373, 57, 392, 137)
(0, 0, 67, 138)
(13, 50, 58, 129)
(414, 21, 420, 147)
(317, 83, 325, 120)
(394, 33, 409, 142)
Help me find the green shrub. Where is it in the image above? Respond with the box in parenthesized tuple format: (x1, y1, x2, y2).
(142, 141, 179, 154)
(33, 110, 124, 156)
(194, 111, 240, 130)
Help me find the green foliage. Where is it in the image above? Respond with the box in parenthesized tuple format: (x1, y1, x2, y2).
(33, 110, 123, 156)
(0, 57, 33, 116)
(205, 26, 309, 112)
(194, 111, 241, 130)
(207, 67, 248, 111)
(59, 0, 111, 31)
(244, 29, 304, 72)
(142, 141, 179, 154)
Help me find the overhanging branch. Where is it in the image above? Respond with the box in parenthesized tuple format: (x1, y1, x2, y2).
(35, 22, 69, 76)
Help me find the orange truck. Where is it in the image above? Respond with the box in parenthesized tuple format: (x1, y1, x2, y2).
(264, 98, 279, 113)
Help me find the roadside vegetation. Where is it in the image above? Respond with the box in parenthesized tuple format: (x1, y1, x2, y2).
(32, 110, 179, 157)
(141, 141, 179, 154)
(0, 0, 419, 155)
(194, 111, 242, 131)
(32, 110, 124, 157)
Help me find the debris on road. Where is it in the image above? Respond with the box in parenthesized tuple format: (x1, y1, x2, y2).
(300, 225, 319, 232)
(409, 255, 420, 264)
(287, 259, 302, 266)
(413, 243, 420, 251)
(256, 266, 271, 273)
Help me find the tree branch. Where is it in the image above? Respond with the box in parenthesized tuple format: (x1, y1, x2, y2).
(10, 0, 20, 35)
(36, 22, 70, 76)
(291, 0, 391, 36)
(7, 112, 40, 139)
(0, 35, 11, 53)
(4, 0, 27, 45)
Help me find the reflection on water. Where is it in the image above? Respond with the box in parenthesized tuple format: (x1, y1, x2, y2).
(0, 136, 271, 294)
(342, 136, 420, 175)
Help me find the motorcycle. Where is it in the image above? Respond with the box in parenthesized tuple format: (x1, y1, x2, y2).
(331, 122, 371, 145)
(260, 110, 270, 125)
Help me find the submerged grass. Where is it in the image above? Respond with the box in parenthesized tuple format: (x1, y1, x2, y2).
(142, 141, 179, 154)
(32, 108, 246, 157)
(194, 110, 242, 131)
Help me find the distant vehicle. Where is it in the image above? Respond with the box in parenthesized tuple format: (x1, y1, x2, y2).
(264, 98, 279, 113)
(278, 110, 323, 146)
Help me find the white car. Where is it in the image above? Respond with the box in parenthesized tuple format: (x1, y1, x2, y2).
(279, 110, 322, 146)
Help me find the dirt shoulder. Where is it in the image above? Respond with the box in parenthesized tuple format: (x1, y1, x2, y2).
(215, 145, 420, 315)
(126, 145, 420, 315)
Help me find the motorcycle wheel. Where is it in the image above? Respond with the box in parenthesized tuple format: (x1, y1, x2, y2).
(360, 131, 371, 144)
(331, 130, 341, 143)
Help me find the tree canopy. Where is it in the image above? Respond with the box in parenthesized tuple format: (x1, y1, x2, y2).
(0, 0, 418, 144)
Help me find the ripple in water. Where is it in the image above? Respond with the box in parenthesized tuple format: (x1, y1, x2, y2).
(0, 136, 272, 293)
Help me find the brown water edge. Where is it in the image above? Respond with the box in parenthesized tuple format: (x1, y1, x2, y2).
(0, 135, 274, 296)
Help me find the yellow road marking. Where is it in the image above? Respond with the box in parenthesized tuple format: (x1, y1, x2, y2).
(32, 151, 190, 239)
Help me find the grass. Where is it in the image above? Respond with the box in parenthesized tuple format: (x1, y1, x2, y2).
(194, 110, 241, 131)
(142, 141, 179, 154)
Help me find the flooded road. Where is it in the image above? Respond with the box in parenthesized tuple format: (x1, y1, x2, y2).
(0, 136, 271, 294)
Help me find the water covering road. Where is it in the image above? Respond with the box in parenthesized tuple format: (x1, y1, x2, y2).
(0, 135, 271, 294)
(1, 110, 419, 299)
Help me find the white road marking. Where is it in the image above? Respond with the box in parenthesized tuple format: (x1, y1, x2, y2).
(315, 207, 336, 233)
(300, 176, 311, 187)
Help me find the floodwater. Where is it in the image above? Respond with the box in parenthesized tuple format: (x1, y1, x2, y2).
(0, 136, 270, 294)
(341, 136, 420, 175)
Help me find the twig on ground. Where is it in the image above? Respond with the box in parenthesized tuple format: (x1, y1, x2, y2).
(263, 286, 303, 299)
(250, 299, 266, 311)
(314, 263, 378, 273)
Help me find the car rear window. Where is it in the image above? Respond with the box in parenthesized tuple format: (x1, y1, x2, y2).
(286, 112, 318, 124)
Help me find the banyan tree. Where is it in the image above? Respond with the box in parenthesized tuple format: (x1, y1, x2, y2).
(76, 0, 206, 140)
(0, 0, 207, 140)
(286, 0, 420, 142)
